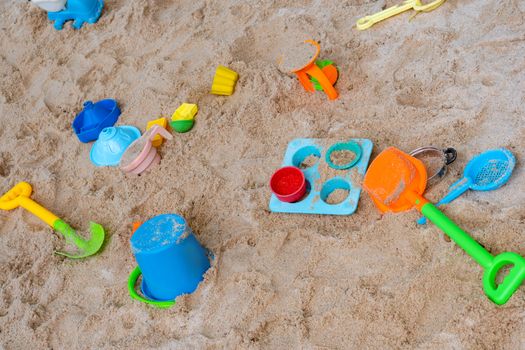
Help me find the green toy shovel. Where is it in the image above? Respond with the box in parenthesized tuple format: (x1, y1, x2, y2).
(363, 147, 525, 305)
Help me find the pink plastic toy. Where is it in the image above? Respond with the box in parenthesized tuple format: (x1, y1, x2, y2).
(119, 125, 172, 175)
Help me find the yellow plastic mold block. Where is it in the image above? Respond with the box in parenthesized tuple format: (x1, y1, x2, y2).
(146, 117, 168, 147)
(172, 103, 198, 121)
(211, 66, 239, 96)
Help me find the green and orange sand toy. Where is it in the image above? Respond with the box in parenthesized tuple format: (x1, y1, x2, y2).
(362, 147, 525, 305)
(278, 40, 339, 101)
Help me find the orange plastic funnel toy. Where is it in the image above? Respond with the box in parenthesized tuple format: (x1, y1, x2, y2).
(286, 40, 339, 100)
(363, 147, 525, 305)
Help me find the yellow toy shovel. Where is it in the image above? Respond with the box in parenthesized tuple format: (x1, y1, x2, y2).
(356, 0, 446, 30)
(0, 182, 105, 259)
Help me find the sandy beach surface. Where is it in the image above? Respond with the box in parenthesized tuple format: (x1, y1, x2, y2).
(1, 0, 524, 348)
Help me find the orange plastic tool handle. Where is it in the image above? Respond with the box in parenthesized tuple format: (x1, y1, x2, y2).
(296, 71, 316, 92)
(304, 64, 339, 100)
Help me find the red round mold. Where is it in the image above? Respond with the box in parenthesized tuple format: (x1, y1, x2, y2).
(270, 166, 306, 203)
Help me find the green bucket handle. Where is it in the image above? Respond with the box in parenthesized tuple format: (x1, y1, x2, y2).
(128, 266, 176, 309)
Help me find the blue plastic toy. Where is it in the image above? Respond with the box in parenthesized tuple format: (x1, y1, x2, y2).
(72, 99, 120, 143)
(128, 214, 211, 307)
(325, 141, 362, 170)
(47, 0, 104, 30)
(90, 126, 141, 166)
(418, 148, 515, 225)
(269, 138, 373, 215)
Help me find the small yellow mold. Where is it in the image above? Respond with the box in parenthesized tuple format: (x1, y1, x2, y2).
(172, 103, 198, 121)
(146, 117, 168, 147)
(211, 66, 239, 96)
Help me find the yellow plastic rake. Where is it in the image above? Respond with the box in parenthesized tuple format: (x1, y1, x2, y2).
(356, 0, 446, 30)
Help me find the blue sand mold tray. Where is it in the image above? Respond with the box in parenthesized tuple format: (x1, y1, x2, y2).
(269, 138, 373, 215)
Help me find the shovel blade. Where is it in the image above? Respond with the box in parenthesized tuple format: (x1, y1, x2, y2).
(483, 252, 525, 305)
(55, 221, 105, 259)
(363, 147, 427, 213)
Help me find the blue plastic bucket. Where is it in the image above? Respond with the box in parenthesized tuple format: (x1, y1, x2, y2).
(130, 214, 210, 301)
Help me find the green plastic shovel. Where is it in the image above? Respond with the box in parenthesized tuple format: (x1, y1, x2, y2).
(363, 147, 525, 305)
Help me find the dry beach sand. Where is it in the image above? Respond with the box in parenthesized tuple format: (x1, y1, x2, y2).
(1, 0, 525, 348)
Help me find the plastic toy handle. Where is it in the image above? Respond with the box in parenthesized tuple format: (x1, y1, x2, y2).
(413, 0, 447, 12)
(483, 252, 525, 305)
(440, 177, 472, 204)
(0, 181, 34, 210)
(421, 202, 494, 269)
(304, 64, 339, 100)
(417, 177, 471, 225)
(18, 196, 60, 228)
(128, 266, 175, 308)
(148, 125, 173, 142)
(422, 203, 525, 305)
(0, 182, 59, 226)
(444, 148, 457, 165)
(356, 0, 416, 30)
(295, 71, 316, 92)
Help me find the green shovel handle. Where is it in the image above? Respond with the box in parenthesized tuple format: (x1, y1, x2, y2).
(421, 203, 494, 268)
(421, 203, 525, 305)
(483, 252, 525, 305)
(128, 266, 175, 309)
